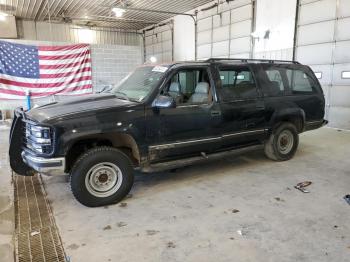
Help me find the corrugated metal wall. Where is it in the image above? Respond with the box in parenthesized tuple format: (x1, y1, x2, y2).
(17, 20, 142, 46)
(296, 0, 350, 129)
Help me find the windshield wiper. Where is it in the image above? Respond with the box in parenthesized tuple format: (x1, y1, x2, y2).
(114, 91, 130, 101)
(113, 91, 140, 103)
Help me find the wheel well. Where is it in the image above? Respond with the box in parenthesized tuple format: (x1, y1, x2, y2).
(274, 115, 304, 133)
(65, 133, 140, 173)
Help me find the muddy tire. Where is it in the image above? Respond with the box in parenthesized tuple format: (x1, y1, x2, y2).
(70, 147, 134, 207)
(264, 122, 299, 161)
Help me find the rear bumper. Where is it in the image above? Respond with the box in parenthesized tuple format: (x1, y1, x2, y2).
(304, 119, 328, 131)
(21, 151, 66, 176)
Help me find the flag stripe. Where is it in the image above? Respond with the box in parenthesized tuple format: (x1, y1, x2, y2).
(38, 44, 89, 51)
(39, 55, 90, 65)
(40, 67, 91, 78)
(38, 46, 90, 56)
(39, 50, 91, 60)
(0, 75, 92, 88)
(40, 64, 91, 74)
(1, 79, 92, 93)
(39, 58, 92, 70)
(0, 71, 91, 84)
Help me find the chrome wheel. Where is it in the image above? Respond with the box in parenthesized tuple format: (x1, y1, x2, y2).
(277, 130, 294, 154)
(85, 162, 123, 198)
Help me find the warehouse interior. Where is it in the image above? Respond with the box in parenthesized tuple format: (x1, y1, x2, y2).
(0, 0, 349, 261)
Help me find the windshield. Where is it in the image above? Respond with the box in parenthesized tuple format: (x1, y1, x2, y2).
(110, 65, 168, 102)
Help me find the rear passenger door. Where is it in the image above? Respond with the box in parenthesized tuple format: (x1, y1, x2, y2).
(216, 64, 267, 149)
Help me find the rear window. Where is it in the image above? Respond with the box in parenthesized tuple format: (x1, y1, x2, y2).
(261, 65, 320, 96)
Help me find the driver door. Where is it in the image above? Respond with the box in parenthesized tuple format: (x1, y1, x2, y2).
(145, 66, 222, 162)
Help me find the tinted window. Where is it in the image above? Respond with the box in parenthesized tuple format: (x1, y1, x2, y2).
(219, 66, 257, 100)
(265, 69, 284, 91)
(286, 69, 316, 94)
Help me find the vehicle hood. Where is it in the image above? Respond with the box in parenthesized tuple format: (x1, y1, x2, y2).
(26, 93, 136, 123)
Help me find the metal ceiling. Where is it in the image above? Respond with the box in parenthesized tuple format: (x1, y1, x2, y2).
(0, 0, 214, 30)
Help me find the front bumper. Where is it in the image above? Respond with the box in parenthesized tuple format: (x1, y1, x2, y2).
(21, 151, 66, 176)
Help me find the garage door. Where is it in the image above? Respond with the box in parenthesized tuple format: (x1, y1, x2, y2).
(196, 0, 254, 60)
(144, 22, 173, 63)
(295, 0, 350, 129)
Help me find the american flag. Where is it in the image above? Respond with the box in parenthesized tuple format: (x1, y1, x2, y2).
(0, 40, 93, 100)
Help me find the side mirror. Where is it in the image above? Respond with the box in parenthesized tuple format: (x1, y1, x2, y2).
(152, 95, 176, 108)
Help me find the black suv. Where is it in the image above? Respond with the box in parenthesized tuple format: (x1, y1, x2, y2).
(9, 58, 327, 207)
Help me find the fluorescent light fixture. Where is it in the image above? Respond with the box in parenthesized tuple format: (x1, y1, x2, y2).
(341, 71, 350, 79)
(150, 56, 157, 63)
(112, 8, 126, 17)
(314, 72, 322, 79)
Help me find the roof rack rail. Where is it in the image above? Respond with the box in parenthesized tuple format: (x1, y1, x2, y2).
(206, 58, 300, 64)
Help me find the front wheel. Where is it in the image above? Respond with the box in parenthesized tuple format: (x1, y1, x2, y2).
(70, 147, 134, 207)
(264, 122, 299, 161)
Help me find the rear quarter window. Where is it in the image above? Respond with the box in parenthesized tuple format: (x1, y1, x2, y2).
(286, 68, 319, 94)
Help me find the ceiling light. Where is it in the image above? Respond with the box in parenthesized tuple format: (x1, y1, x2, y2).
(150, 56, 157, 63)
(112, 8, 126, 18)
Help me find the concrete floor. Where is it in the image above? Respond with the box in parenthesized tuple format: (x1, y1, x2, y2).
(1, 126, 350, 262)
(0, 121, 14, 262)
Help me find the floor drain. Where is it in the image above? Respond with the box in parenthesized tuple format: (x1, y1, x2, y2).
(14, 173, 66, 262)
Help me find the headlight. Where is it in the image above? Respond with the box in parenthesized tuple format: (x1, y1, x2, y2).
(25, 123, 53, 154)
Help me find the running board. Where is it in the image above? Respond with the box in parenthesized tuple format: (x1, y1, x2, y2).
(139, 144, 263, 173)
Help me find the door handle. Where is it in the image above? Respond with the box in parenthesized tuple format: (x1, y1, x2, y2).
(211, 110, 221, 117)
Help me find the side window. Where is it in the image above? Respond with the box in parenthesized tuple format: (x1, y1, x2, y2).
(265, 69, 284, 91)
(164, 68, 212, 105)
(219, 66, 257, 101)
(286, 69, 316, 94)
(260, 66, 286, 97)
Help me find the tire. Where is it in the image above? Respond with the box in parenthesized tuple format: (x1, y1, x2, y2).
(264, 122, 299, 161)
(70, 146, 134, 207)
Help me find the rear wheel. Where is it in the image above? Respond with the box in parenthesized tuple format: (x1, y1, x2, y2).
(70, 147, 134, 207)
(264, 122, 299, 161)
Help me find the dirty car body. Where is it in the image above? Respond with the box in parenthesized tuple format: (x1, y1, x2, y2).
(9, 58, 327, 207)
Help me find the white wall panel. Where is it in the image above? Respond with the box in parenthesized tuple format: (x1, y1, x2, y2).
(196, 0, 253, 59)
(230, 52, 250, 59)
(333, 42, 350, 64)
(231, 5, 252, 22)
(296, 43, 333, 65)
(309, 65, 333, 85)
(330, 86, 350, 107)
(212, 41, 229, 56)
(328, 107, 350, 129)
(297, 20, 334, 46)
(296, 0, 350, 129)
(197, 44, 211, 59)
(230, 20, 251, 38)
(337, 18, 350, 41)
(213, 26, 230, 42)
(197, 17, 212, 32)
(197, 30, 211, 45)
(332, 64, 350, 85)
(230, 37, 250, 54)
(339, 0, 350, 17)
(299, 0, 336, 25)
